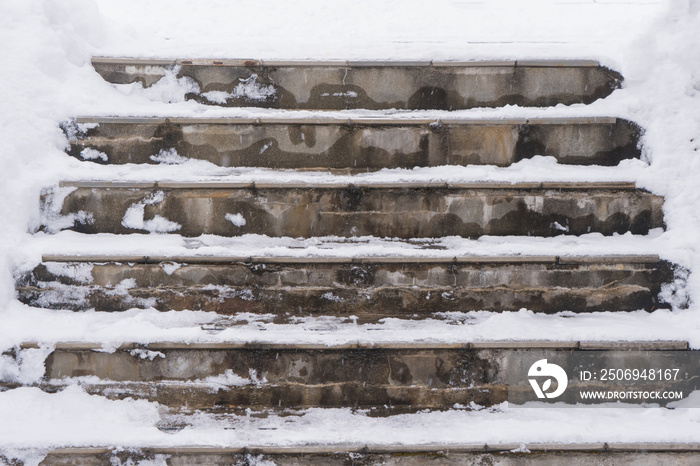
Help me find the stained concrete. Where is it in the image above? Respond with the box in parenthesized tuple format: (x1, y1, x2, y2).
(91, 58, 623, 110)
(50, 183, 664, 238)
(38, 346, 697, 410)
(17, 258, 673, 317)
(38, 448, 700, 466)
(64, 117, 640, 168)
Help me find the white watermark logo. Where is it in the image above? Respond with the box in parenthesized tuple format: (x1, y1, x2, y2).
(528, 359, 568, 399)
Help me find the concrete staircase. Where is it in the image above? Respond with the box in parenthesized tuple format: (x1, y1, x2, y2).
(11, 58, 695, 464)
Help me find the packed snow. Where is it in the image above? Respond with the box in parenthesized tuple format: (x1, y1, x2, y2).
(2, 0, 700, 461)
(120, 191, 182, 233)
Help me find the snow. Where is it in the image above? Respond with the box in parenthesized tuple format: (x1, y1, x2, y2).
(114, 66, 200, 104)
(79, 147, 107, 162)
(1, 0, 700, 458)
(231, 74, 276, 101)
(44, 262, 93, 284)
(149, 148, 188, 165)
(224, 213, 246, 228)
(120, 191, 182, 233)
(161, 262, 181, 275)
(3, 390, 700, 462)
(202, 74, 277, 104)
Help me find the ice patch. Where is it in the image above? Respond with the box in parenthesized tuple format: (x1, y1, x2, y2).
(122, 191, 181, 233)
(201, 369, 257, 387)
(111, 278, 136, 293)
(238, 455, 276, 466)
(321, 91, 359, 98)
(129, 348, 165, 360)
(0, 347, 53, 385)
(115, 66, 200, 103)
(321, 292, 343, 302)
(102, 279, 157, 309)
(225, 213, 246, 227)
(201, 90, 232, 104)
(79, 147, 108, 162)
(41, 186, 94, 233)
(161, 262, 181, 275)
(550, 221, 569, 232)
(29, 281, 92, 309)
(232, 74, 276, 101)
(149, 148, 188, 165)
(124, 65, 166, 76)
(510, 444, 532, 453)
(44, 262, 94, 284)
(76, 122, 99, 133)
(660, 266, 691, 309)
(201, 74, 275, 104)
(111, 454, 170, 466)
(201, 285, 255, 301)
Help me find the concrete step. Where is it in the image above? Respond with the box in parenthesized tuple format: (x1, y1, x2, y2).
(47, 181, 663, 238)
(33, 444, 700, 466)
(15, 340, 690, 411)
(64, 116, 640, 168)
(92, 58, 623, 110)
(17, 254, 672, 317)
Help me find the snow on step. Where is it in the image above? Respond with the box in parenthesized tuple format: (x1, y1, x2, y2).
(47, 181, 663, 238)
(91, 58, 623, 110)
(65, 116, 640, 168)
(17, 254, 671, 318)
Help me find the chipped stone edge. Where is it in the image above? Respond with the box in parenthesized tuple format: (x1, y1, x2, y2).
(19, 341, 689, 351)
(40, 254, 658, 265)
(45, 442, 700, 456)
(91, 57, 601, 68)
(74, 116, 619, 126)
(56, 180, 637, 190)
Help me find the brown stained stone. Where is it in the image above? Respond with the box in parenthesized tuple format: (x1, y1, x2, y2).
(17, 260, 672, 317)
(65, 119, 640, 168)
(37, 450, 700, 466)
(92, 61, 622, 110)
(38, 346, 698, 410)
(53, 186, 664, 238)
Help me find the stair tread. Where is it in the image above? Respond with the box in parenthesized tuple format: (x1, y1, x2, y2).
(58, 180, 638, 189)
(45, 442, 700, 453)
(74, 115, 621, 124)
(18, 340, 689, 350)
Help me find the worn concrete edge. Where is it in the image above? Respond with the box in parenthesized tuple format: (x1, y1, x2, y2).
(18, 341, 690, 351)
(44, 442, 700, 455)
(73, 116, 620, 126)
(579, 341, 689, 350)
(39, 254, 659, 265)
(90, 57, 602, 68)
(56, 180, 637, 190)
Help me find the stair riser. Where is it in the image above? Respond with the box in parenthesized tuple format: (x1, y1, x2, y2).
(37, 451, 700, 466)
(66, 119, 640, 168)
(52, 187, 664, 238)
(93, 61, 622, 109)
(42, 347, 693, 410)
(18, 261, 671, 316)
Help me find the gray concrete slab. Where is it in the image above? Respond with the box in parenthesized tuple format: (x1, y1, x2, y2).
(49, 184, 663, 238)
(65, 117, 640, 168)
(91, 58, 622, 110)
(18, 257, 672, 316)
